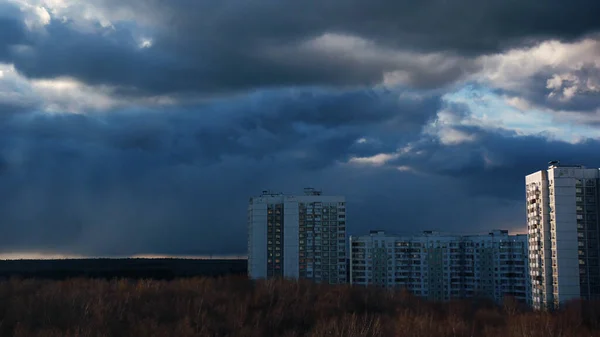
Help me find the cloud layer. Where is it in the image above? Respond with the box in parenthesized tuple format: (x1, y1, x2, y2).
(0, 0, 599, 256)
(3, 0, 600, 95)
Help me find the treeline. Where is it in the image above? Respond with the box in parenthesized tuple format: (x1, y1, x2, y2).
(0, 268, 178, 280)
(0, 277, 599, 337)
(0, 258, 247, 281)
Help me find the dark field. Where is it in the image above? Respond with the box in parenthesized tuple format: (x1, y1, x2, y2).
(0, 277, 599, 337)
(0, 258, 246, 280)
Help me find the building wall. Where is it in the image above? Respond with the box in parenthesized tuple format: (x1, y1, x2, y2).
(247, 189, 347, 284)
(248, 201, 267, 279)
(526, 170, 553, 309)
(349, 230, 529, 304)
(549, 168, 581, 306)
(296, 195, 347, 284)
(283, 202, 300, 279)
(526, 164, 600, 310)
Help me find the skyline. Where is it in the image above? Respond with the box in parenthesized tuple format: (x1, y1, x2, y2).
(0, 0, 599, 257)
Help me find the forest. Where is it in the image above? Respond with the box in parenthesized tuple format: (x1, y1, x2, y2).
(0, 276, 599, 336)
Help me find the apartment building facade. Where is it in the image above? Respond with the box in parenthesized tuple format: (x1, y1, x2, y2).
(247, 188, 347, 284)
(526, 162, 600, 310)
(349, 230, 529, 303)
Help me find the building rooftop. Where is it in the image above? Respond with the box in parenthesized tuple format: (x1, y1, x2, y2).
(260, 190, 283, 197)
(303, 187, 322, 196)
(548, 160, 584, 169)
(356, 229, 520, 238)
(257, 188, 324, 197)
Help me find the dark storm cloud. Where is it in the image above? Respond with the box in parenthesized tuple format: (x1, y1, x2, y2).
(0, 88, 442, 255)
(3, 0, 600, 95)
(1, 86, 597, 255)
(0, 102, 32, 116)
(2, 84, 598, 256)
(392, 125, 600, 200)
(107, 0, 600, 52)
(239, 89, 440, 132)
(0, 4, 27, 60)
(2, 0, 600, 257)
(6, 20, 170, 91)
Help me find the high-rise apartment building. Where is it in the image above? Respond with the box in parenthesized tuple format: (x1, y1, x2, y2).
(247, 188, 347, 284)
(350, 230, 529, 303)
(526, 162, 600, 310)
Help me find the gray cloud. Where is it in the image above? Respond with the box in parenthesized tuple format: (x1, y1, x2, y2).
(2, 0, 600, 96)
(102, 0, 600, 53)
(529, 65, 600, 113)
(1, 0, 600, 257)
(0, 88, 443, 255)
(490, 63, 600, 117)
(391, 125, 600, 199)
(0, 4, 27, 60)
(1, 86, 599, 256)
(476, 36, 600, 119)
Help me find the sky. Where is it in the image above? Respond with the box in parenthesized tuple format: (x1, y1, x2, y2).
(0, 0, 599, 258)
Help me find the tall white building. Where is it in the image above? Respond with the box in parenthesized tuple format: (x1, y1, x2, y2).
(350, 230, 529, 304)
(526, 162, 600, 310)
(247, 188, 347, 284)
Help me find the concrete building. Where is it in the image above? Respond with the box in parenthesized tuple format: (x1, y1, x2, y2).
(247, 188, 347, 284)
(526, 162, 600, 310)
(350, 230, 529, 304)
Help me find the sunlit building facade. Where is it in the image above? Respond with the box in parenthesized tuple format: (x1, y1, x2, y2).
(526, 162, 600, 310)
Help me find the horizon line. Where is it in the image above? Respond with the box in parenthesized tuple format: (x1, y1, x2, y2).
(0, 253, 248, 261)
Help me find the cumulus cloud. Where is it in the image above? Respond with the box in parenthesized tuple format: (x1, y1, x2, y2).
(478, 37, 600, 118)
(546, 69, 600, 102)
